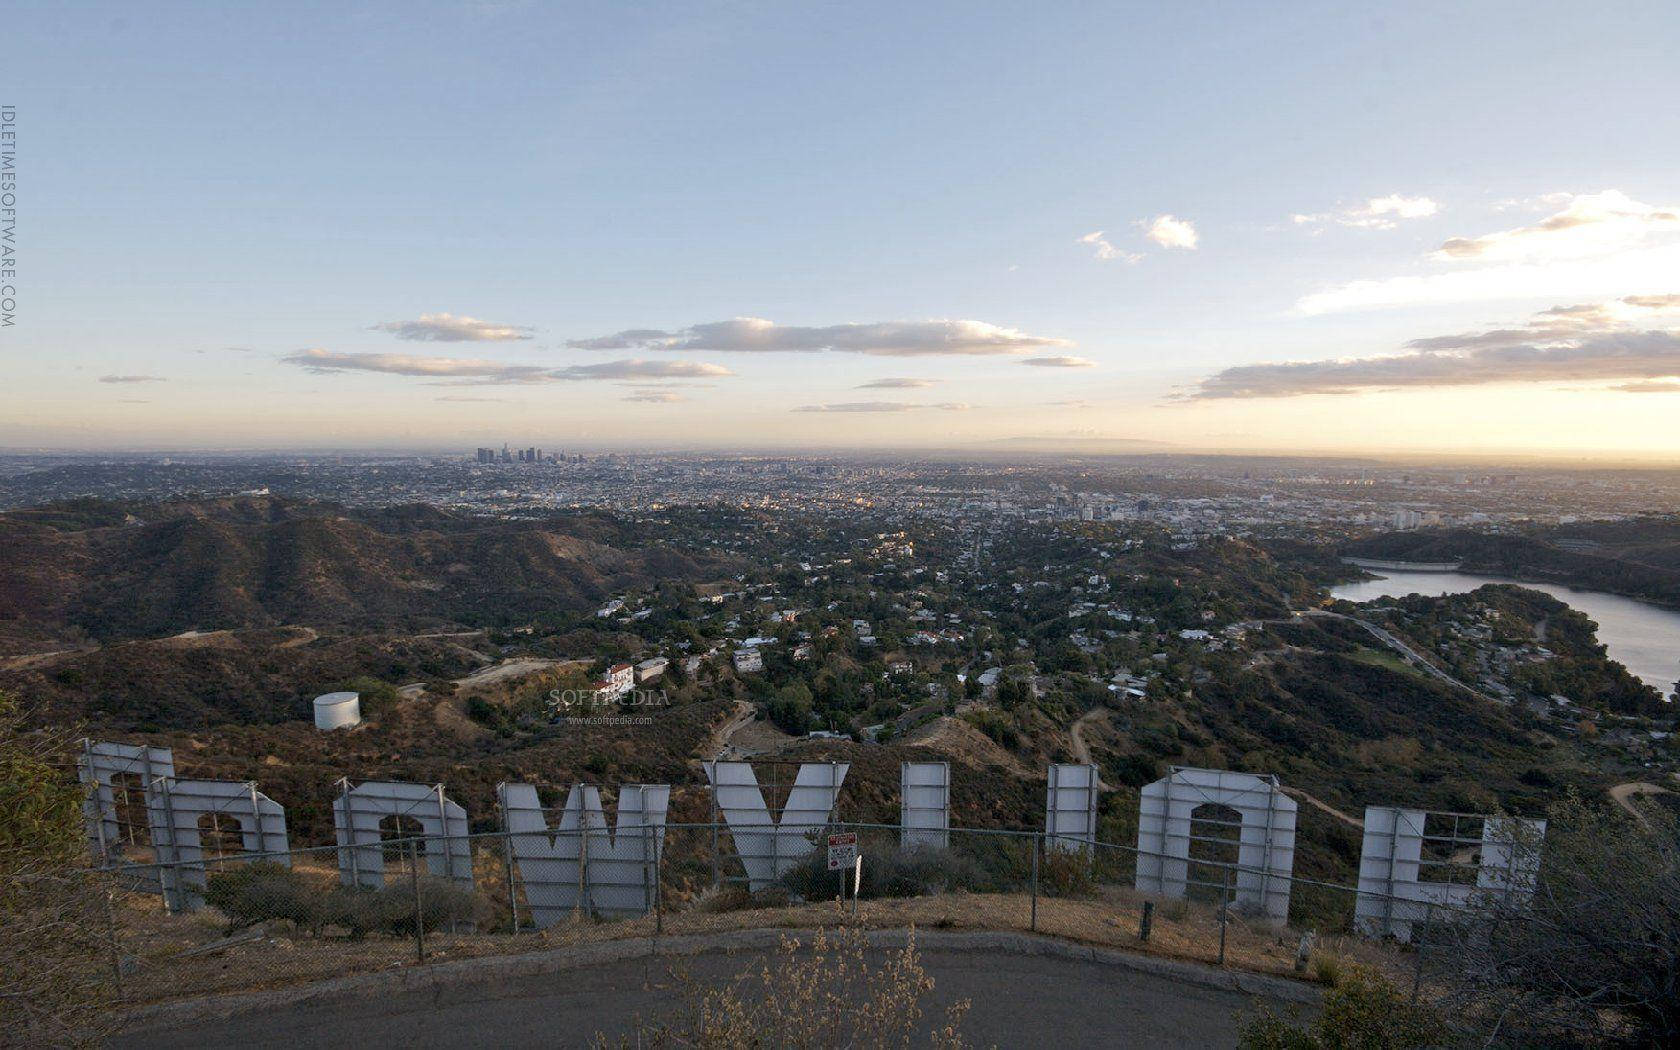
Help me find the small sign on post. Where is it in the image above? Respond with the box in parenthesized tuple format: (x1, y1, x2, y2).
(827, 832, 858, 871)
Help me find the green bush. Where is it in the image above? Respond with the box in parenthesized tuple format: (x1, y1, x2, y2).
(323, 878, 481, 939)
(778, 845, 997, 901)
(1239, 964, 1437, 1050)
(204, 862, 324, 934)
(207, 864, 480, 938)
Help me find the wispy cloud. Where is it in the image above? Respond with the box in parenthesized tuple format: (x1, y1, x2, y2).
(794, 401, 971, 413)
(1023, 355, 1096, 368)
(370, 312, 535, 342)
(1077, 230, 1142, 263)
(282, 349, 732, 384)
(1610, 380, 1680, 393)
(1291, 194, 1439, 231)
(857, 377, 938, 389)
(435, 395, 510, 402)
(1435, 190, 1678, 262)
(98, 374, 167, 384)
(555, 360, 731, 381)
(623, 390, 688, 403)
(284, 349, 550, 380)
(1295, 191, 1680, 315)
(1183, 298, 1680, 399)
(1142, 214, 1198, 250)
(568, 317, 1071, 357)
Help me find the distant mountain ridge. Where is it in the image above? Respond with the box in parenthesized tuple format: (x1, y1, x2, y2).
(0, 496, 734, 651)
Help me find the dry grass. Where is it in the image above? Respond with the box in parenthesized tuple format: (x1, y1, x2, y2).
(109, 878, 1404, 1008)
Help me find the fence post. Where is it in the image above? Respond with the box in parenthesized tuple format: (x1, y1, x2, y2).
(653, 826, 664, 936)
(1218, 867, 1232, 966)
(1030, 832, 1040, 932)
(578, 825, 590, 919)
(503, 826, 520, 934)
(1411, 901, 1433, 1003)
(409, 839, 425, 963)
(1139, 900, 1153, 943)
(103, 882, 125, 995)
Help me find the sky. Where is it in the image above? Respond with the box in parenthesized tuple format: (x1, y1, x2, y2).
(4, 0, 1680, 457)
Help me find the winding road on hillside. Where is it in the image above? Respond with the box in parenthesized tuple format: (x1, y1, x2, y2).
(1609, 779, 1675, 827)
(1301, 609, 1492, 699)
(118, 934, 1297, 1049)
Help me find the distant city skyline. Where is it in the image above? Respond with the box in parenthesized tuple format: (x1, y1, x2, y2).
(4, 1, 1679, 457)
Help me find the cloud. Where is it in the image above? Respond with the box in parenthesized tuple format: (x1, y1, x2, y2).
(282, 349, 731, 384)
(1023, 355, 1097, 368)
(1077, 230, 1142, 263)
(284, 348, 551, 381)
(1295, 243, 1680, 315)
(116, 399, 152, 404)
(793, 401, 971, 413)
(1405, 294, 1680, 351)
(1610, 380, 1680, 393)
(554, 360, 731, 381)
(1434, 190, 1679, 263)
(1292, 194, 1439, 231)
(1295, 191, 1680, 315)
(435, 395, 510, 402)
(795, 401, 920, 413)
(98, 374, 166, 384)
(1142, 214, 1198, 250)
(370, 312, 535, 342)
(1183, 300, 1680, 399)
(569, 317, 1071, 357)
(857, 377, 938, 389)
(623, 391, 688, 403)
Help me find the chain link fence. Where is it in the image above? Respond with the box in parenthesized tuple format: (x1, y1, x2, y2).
(89, 818, 1517, 1008)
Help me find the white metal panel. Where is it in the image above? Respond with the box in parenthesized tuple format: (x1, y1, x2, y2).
(1354, 807, 1545, 942)
(497, 782, 671, 925)
(1134, 766, 1298, 925)
(146, 779, 289, 912)
(1044, 763, 1100, 854)
(76, 739, 175, 866)
(331, 780, 473, 889)
(900, 761, 950, 850)
(704, 761, 848, 890)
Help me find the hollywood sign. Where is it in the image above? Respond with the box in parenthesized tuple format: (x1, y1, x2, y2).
(78, 740, 1541, 936)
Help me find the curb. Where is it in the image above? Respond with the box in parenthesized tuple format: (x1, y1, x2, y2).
(118, 926, 1321, 1032)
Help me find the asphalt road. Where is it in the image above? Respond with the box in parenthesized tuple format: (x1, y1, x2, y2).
(117, 947, 1282, 1049)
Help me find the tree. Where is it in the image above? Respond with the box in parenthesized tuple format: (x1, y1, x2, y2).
(0, 690, 116, 1045)
(1426, 796, 1680, 1047)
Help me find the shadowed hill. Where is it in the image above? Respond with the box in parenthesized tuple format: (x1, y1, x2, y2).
(0, 496, 737, 651)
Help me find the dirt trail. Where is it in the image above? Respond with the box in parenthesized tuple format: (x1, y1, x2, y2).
(1069, 710, 1114, 790)
(706, 700, 759, 760)
(1609, 781, 1672, 827)
(1279, 787, 1364, 830)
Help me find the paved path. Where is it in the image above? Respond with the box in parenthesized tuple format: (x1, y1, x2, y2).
(117, 945, 1277, 1049)
(1302, 610, 1490, 698)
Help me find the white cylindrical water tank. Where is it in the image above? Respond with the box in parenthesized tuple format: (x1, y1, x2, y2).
(313, 691, 362, 730)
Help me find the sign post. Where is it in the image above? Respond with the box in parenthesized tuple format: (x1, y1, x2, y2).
(828, 832, 858, 906)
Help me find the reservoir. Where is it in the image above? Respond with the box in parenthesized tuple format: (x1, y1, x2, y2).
(1332, 567, 1680, 700)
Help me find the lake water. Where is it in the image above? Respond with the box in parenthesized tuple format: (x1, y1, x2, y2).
(1331, 568, 1680, 698)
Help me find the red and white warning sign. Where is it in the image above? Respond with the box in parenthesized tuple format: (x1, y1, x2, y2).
(827, 831, 858, 871)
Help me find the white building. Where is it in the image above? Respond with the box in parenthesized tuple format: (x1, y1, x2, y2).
(599, 663, 635, 697)
(635, 657, 667, 683)
(733, 648, 763, 674)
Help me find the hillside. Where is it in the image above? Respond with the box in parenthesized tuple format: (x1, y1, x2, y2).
(0, 496, 738, 652)
(1344, 517, 1680, 609)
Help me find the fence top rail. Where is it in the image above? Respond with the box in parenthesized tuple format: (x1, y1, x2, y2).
(88, 817, 1539, 922)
